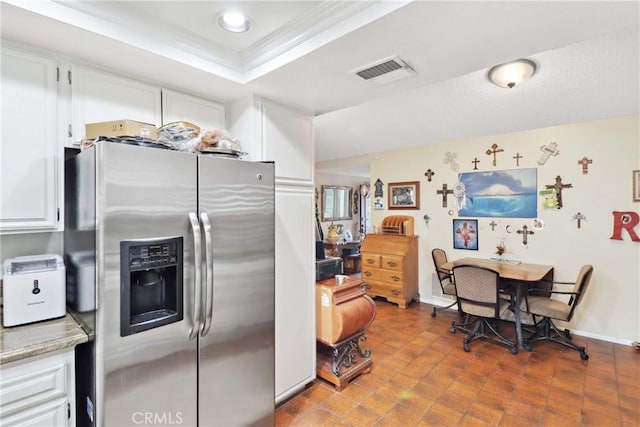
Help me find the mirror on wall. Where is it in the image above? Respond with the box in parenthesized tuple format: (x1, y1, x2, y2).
(321, 186, 352, 221)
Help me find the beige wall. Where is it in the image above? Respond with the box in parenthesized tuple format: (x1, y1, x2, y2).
(369, 114, 640, 344)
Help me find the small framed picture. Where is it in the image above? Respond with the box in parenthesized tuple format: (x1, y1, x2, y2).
(453, 219, 478, 250)
(388, 181, 420, 210)
(633, 170, 640, 202)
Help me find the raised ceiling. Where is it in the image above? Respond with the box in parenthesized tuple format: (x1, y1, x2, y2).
(2, 1, 638, 163)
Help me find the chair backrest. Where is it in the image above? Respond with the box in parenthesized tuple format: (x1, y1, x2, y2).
(431, 248, 451, 285)
(452, 265, 500, 318)
(567, 264, 594, 321)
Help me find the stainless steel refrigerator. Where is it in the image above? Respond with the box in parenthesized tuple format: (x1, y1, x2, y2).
(65, 141, 275, 426)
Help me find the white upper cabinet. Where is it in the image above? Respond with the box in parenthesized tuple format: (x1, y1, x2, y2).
(1, 47, 59, 233)
(70, 65, 161, 144)
(161, 89, 226, 130)
(261, 100, 314, 183)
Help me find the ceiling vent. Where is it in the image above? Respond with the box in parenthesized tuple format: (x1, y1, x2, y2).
(352, 56, 416, 85)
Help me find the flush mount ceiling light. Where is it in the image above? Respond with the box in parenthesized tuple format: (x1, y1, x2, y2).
(217, 11, 252, 33)
(488, 59, 537, 89)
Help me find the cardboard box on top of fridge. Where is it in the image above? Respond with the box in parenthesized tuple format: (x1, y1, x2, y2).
(85, 120, 158, 140)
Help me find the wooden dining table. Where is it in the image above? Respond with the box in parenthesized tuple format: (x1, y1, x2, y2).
(440, 257, 554, 348)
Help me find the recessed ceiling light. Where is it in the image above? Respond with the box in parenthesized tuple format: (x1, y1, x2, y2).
(488, 59, 537, 89)
(217, 11, 252, 33)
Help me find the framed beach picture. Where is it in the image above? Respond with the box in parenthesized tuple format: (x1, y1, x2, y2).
(388, 181, 420, 210)
(457, 168, 537, 218)
(453, 219, 478, 250)
(633, 170, 640, 202)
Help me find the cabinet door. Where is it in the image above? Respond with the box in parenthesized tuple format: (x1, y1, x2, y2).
(161, 89, 225, 130)
(0, 348, 75, 427)
(0, 398, 68, 427)
(0, 48, 58, 232)
(71, 65, 161, 143)
(261, 100, 313, 183)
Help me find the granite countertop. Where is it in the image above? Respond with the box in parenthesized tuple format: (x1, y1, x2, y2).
(0, 312, 89, 365)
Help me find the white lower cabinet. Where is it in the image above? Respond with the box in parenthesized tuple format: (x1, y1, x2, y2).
(0, 46, 60, 233)
(0, 349, 75, 427)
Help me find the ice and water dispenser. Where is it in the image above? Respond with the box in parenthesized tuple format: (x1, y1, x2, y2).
(120, 237, 183, 336)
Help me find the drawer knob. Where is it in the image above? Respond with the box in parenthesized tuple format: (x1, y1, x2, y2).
(391, 275, 400, 281)
(391, 289, 400, 296)
(387, 261, 397, 267)
(365, 284, 372, 290)
(367, 259, 375, 264)
(364, 271, 372, 277)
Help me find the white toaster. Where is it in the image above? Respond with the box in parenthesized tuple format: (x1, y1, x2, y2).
(3, 254, 66, 327)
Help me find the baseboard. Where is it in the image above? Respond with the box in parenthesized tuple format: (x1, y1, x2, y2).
(418, 296, 634, 347)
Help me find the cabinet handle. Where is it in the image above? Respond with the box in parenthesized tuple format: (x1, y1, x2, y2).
(364, 271, 372, 277)
(391, 289, 400, 296)
(387, 261, 397, 267)
(367, 259, 375, 264)
(391, 275, 400, 281)
(365, 284, 372, 290)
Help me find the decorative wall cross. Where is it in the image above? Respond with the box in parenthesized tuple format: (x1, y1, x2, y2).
(544, 175, 573, 209)
(513, 153, 523, 167)
(516, 225, 534, 245)
(572, 212, 587, 229)
(578, 156, 593, 174)
(489, 220, 497, 231)
(538, 142, 559, 165)
(436, 183, 454, 208)
(424, 169, 435, 182)
(472, 158, 480, 170)
(374, 178, 384, 198)
(485, 143, 504, 167)
(443, 152, 459, 171)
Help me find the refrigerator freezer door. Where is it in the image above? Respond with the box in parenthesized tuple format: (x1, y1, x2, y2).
(198, 156, 275, 426)
(97, 143, 199, 426)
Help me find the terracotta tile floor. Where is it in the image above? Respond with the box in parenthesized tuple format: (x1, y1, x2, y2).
(276, 299, 639, 427)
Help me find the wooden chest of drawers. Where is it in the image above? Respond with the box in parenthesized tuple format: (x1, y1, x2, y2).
(360, 234, 418, 308)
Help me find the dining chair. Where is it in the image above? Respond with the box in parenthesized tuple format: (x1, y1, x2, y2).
(450, 265, 518, 354)
(521, 264, 593, 360)
(430, 248, 458, 318)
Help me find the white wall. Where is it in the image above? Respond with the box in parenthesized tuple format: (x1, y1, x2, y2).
(369, 114, 640, 344)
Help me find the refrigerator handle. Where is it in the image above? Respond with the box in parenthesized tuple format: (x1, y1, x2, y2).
(188, 212, 203, 340)
(200, 212, 214, 337)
